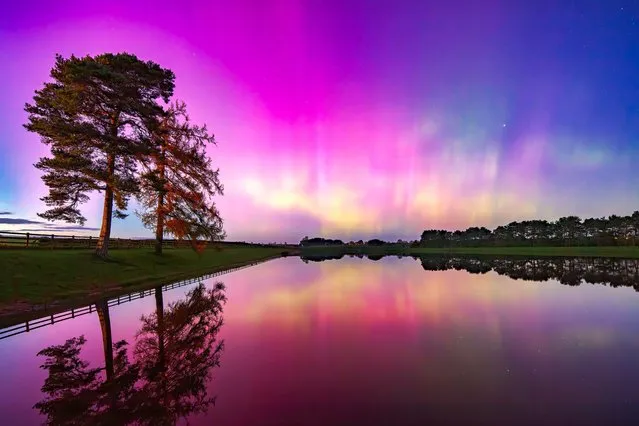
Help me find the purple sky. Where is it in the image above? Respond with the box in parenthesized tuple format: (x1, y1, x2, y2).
(1, 0, 639, 242)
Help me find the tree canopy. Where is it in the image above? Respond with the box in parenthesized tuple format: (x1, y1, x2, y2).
(137, 101, 224, 254)
(299, 237, 345, 246)
(25, 53, 176, 257)
(419, 212, 639, 247)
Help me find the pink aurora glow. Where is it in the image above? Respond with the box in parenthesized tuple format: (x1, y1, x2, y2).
(1, 1, 636, 242)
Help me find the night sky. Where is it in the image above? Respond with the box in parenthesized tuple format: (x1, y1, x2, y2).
(1, 0, 639, 242)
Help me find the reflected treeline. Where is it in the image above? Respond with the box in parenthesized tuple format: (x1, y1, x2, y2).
(301, 253, 639, 290)
(301, 254, 386, 262)
(33, 282, 226, 425)
(416, 255, 639, 290)
(301, 254, 345, 262)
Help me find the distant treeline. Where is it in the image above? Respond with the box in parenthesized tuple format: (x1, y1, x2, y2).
(299, 237, 397, 246)
(299, 212, 639, 248)
(300, 237, 345, 246)
(420, 213, 639, 247)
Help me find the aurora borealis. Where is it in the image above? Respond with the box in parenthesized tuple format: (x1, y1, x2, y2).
(1, 0, 639, 242)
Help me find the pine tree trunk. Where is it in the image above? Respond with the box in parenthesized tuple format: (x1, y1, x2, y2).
(154, 142, 166, 255)
(155, 191, 164, 255)
(96, 154, 116, 258)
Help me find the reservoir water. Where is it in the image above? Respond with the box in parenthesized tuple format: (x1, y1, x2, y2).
(1, 255, 639, 425)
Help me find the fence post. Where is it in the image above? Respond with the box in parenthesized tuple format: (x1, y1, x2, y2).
(26, 232, 30, 248)
(89, 235, 92, 248)
(51, 234, 54, 249)
(71, 235, 75, 248)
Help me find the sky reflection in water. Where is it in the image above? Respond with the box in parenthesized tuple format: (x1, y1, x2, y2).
(1, 256, 639, 425)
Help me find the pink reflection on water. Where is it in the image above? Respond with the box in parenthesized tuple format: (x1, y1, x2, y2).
(1, 257, 639, 424)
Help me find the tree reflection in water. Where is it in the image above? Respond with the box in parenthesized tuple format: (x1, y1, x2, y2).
(301, 254, 639, 290)
(416, 255, 639, 289)
(135, 282, 226, 424)
(33, 282, 226, 425)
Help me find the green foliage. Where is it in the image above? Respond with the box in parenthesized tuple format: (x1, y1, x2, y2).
(419, 212, 639, 248)
(137, 101, 224, 250)
(299, 237, 344, 246)
(367, 238, 386, 246)
(24, 53, 175, 255)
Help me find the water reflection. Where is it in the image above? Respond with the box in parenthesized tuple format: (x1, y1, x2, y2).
(33, 282, 226, 425)
(4, 257, 639, 424)
(415, 255, 639, 289)
(302, 254, 639, 289)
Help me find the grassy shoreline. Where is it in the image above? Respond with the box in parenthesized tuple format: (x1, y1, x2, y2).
(2, 244, 638, 327)
(300, 245, 639, 258)
(0, 247, 287, 324)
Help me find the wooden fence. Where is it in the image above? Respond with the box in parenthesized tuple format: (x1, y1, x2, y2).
(0, 230, 296, 250)
(0, 259, 271, 340)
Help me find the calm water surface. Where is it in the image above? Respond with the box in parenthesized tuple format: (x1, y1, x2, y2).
(2, 256, 639, 425)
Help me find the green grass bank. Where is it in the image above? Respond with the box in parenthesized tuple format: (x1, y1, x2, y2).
(3, 244, 638, 325)
(0, 247, 286, 318)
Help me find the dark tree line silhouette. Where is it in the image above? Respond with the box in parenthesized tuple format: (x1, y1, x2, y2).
(420, 212, 639, 247)
(416, 255, 639, 290)
(34, 282, 226, 425)
(299, 237, 395, 247)
(300, 237, 345, 246)
(301, 253, 639, 291)
(300, 212, 639, 248)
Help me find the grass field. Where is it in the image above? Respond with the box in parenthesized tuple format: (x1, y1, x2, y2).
(3, 244, 638, 322)
(0, 247, 286, 316)
(300, 245, 639, 258)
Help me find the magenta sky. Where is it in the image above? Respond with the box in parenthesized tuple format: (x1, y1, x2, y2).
(2, 0, 639, 242)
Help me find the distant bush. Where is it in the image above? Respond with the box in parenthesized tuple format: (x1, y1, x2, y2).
(300, 237, 344, 246)
(367, 239, 386, 246)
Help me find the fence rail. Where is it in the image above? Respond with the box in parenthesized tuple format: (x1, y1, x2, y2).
(0, 229, 295, 250)
(0, 259, 270, 340)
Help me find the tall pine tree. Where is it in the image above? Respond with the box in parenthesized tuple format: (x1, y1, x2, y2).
(25, 53, 175, 257)
(137, 101, 224, 255)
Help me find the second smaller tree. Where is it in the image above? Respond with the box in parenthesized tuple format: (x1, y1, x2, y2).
(138, 101, 225, 254)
